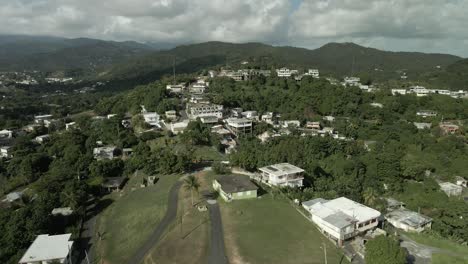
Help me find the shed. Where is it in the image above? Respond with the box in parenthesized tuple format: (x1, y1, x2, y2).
(213, 175, 258, 202)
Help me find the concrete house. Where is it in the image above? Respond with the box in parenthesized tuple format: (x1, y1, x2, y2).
(65, 122, 76, 130)
(439, 182, 463, 196)
(413, 122, 432, 130)
(166, 84, 185, 93)
(0, 129, 13, 138)
(455, 176, 467, 187)
(305, 69, 320, 78)
(385, 209, 432, 233)
(93, 146, 117, 160)
(261, 112, 274, 124)
(170, 120, 189, 135)
(187, 103, 223, 120)
(34, 134, 50, 144)
(439, 122, 460, 135)
(213, 175, 258, 202)
(276, 68, 298, 77)
(225, 118, 252, 136)
(101, 177, 127, 192)
(416, 110, 437, 118)
(34, 114, 53, 124)
(165, 110, 177, 121)
(19, 234, 73, 264)
(302, 197, 381, 246)
(258, 163, 304, 187)
(0, 146, 12, 158)
(143, 112, 161, 127)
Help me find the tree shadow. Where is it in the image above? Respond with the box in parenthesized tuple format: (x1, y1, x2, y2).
(182, 217, 209, 240)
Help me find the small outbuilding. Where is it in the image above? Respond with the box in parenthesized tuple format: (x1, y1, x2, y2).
(102, 177, 127, 192)
(439, 182, 463, 197)
(213, 175, 258, 202)
(385, 208, 432, 233)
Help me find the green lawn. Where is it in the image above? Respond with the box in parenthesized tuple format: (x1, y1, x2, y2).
(193, 146, 226, 161)
(96, 172, 180, 264)
(220, 194, 348, 264)
(432, 253, 468, 264)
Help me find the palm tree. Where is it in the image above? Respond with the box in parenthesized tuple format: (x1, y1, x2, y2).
(363, 187, 378, 207)
(184, 175, 200, 206)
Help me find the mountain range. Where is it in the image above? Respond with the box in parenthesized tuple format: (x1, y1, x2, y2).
(0, 35, 466, 89)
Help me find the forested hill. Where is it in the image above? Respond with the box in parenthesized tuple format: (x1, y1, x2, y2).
(0, 35, 156, 72)
(99, 41, 461, 83)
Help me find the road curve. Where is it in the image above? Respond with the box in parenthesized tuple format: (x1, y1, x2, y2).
(207, 203, 229, 264)
(127, 180, 183, 264)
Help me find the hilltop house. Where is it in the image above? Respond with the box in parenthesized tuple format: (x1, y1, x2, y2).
(101, 176, 127, 192)
(143, 112, 161, 127)
(391, 89, 407, 95)
(170, 120, 189, 135)
(34, 134, 50, 144)
(65, 122, 76, 130)
(416, 110, 437, 118)
(276, 68, 298, 77)
(212, 175, 258, 202)
(302, 197, 381, 246)
(455, 176, 467, 187)
(166, 83, 185, 93)
(165, 110, 177, 121)
(0, 146, 12, 158)
(304, 69, 320, 78)
(19, 234, 73, 264)
(306, 121, 321, 130)
(439, 182, 463, 196)
(413, 122, 432, 130)
(241, 111, 259, 120)
(261, 112, 274, 124)
(93, 146, 117, 160)
(439, 122, 460, 135)
(34, 114, 53, 124)
(187, 103, 223, 120)
(0, 129, 13, 138)
(225, 118, 252, 136)
(258, 163, 304, 187)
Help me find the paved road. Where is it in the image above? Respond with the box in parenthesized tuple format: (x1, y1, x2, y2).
(79, 198, 98, 264)
(207, 202, 229, 264)
(127, 180, 183, 264)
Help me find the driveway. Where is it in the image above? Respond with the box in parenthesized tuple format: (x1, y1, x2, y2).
(207, 201, 228, 264)
(126, 180, 183, 264)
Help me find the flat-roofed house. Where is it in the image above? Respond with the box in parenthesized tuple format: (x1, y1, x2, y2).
(93, 146, 117, 160)
(385, 209, 432, 233)
(0, 129, 13, 138)
(187, 103, 223, 120)
(439, 182, 463, 196)
(416, 110, 437, 118)
(455, 176, 467, 187)
(170, 120, 189, 135)
(258, 163, 304, 187)
(212, 175, 258, 202)
(19, 233, 73, 264)
(143, 112, 161, 127)
(302, 197, 381, 246)
(34, 114, 53, 124)
(225, 118, 252, 136)
(0, 146, 12, 158)
(413, 122, 432, 130)
(166, 84, 185, 93)
(439, 122, 460, 135)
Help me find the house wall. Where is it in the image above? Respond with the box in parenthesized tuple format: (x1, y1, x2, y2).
(387, 218, 431, 233)
(212, 180, 257, 202)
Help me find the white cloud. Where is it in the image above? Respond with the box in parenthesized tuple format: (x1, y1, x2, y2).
(0, 0, 467, 56)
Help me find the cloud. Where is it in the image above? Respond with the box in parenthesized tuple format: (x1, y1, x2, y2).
(0, 0, 467, 56)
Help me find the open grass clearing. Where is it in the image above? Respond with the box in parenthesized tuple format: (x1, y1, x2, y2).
(219, 191, 348, 264)
(96, 172, 180, 264)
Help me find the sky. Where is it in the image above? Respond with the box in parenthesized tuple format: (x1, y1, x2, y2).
(1, 0, 467, 57)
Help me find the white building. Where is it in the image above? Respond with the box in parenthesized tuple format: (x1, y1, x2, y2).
(187, 103, 223, 120)
(343, 77, 361, 86)
(170, 120, 189, 135)
(93, 146, 117, 160)
(34, 135, 50, 144)
(302, 197, 381, 245)
(241, 111, 259, 120)
(413, 122, 432, 130)
(65, 122, 76, 130)
(258, 163, 304, 187)
(19, 234, 73, 264)
(225, 118, 252, 136)
(391, 89, 407, 95)
(0, 129, 13, 138)
(439, 182, 463, 197)
(410, 86, 430, 97)
(165, 110, 177, 121)
(276, 68, 298, 78)
(279, 120, 300, 128)
(416, 110, 437, 118)
(143, 112, 161, 127)
(261, 112, 274, 124)
(385, 209, 432, 233)
(304, 69, 320, 78)
(34, 114, 53, 124)
(455, 176, 467, 188)
(189, 83, 206, 94)
(166, 84, 185, 93)
(0, 146, 12, 158)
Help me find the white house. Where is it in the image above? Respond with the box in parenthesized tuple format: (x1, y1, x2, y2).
(170, 120, 189, 135)
(65, 122, 76, 130)
(455, 176, 467, 188)
(391, 89, 407, 95)
(241, 111, 259, 120)
(261, 112, 274, 124)
(225, 118, 252, 136)
(166, 84, 185, 93)
(416, 110, 437, 118)
(279, 120, 300, 128)
(165, 110, 177, 121)
(258, 163, 304, 187)
(385, 208, 432, 233)
(0, 146, 12, 158)
(34, 134, 50, 144)
(410, 86, 430, 97)
(302, 197, 381, 245)
(0, 129, 13, 138)
(439, 182, 463, 197)
(93, 146, 117, 160)
(187, 103, 223, 120)
(19, 234, 73, 264)
(413, 122, 432, 130)
(143, 112, 161, 127)
(276, 68, 298, 78)
(189, 83, 206, 94)
(304, 69, 320, 78)
(34, 114, 53, 124)
(343, 77, 361, 86)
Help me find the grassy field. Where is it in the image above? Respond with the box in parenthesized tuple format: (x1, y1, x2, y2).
(404, 232, 468, 263)
(220, 193, 348, 264)
(144, 172, 210, 264)
(96, 172, 180, 264)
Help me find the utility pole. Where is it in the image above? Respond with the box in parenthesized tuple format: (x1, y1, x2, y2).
(322, 242, 328, 264)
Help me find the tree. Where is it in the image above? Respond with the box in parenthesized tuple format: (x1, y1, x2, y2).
(365, 235, 407, 264)
(183, 175, 200, 206)
(362, 187, 378, 207)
